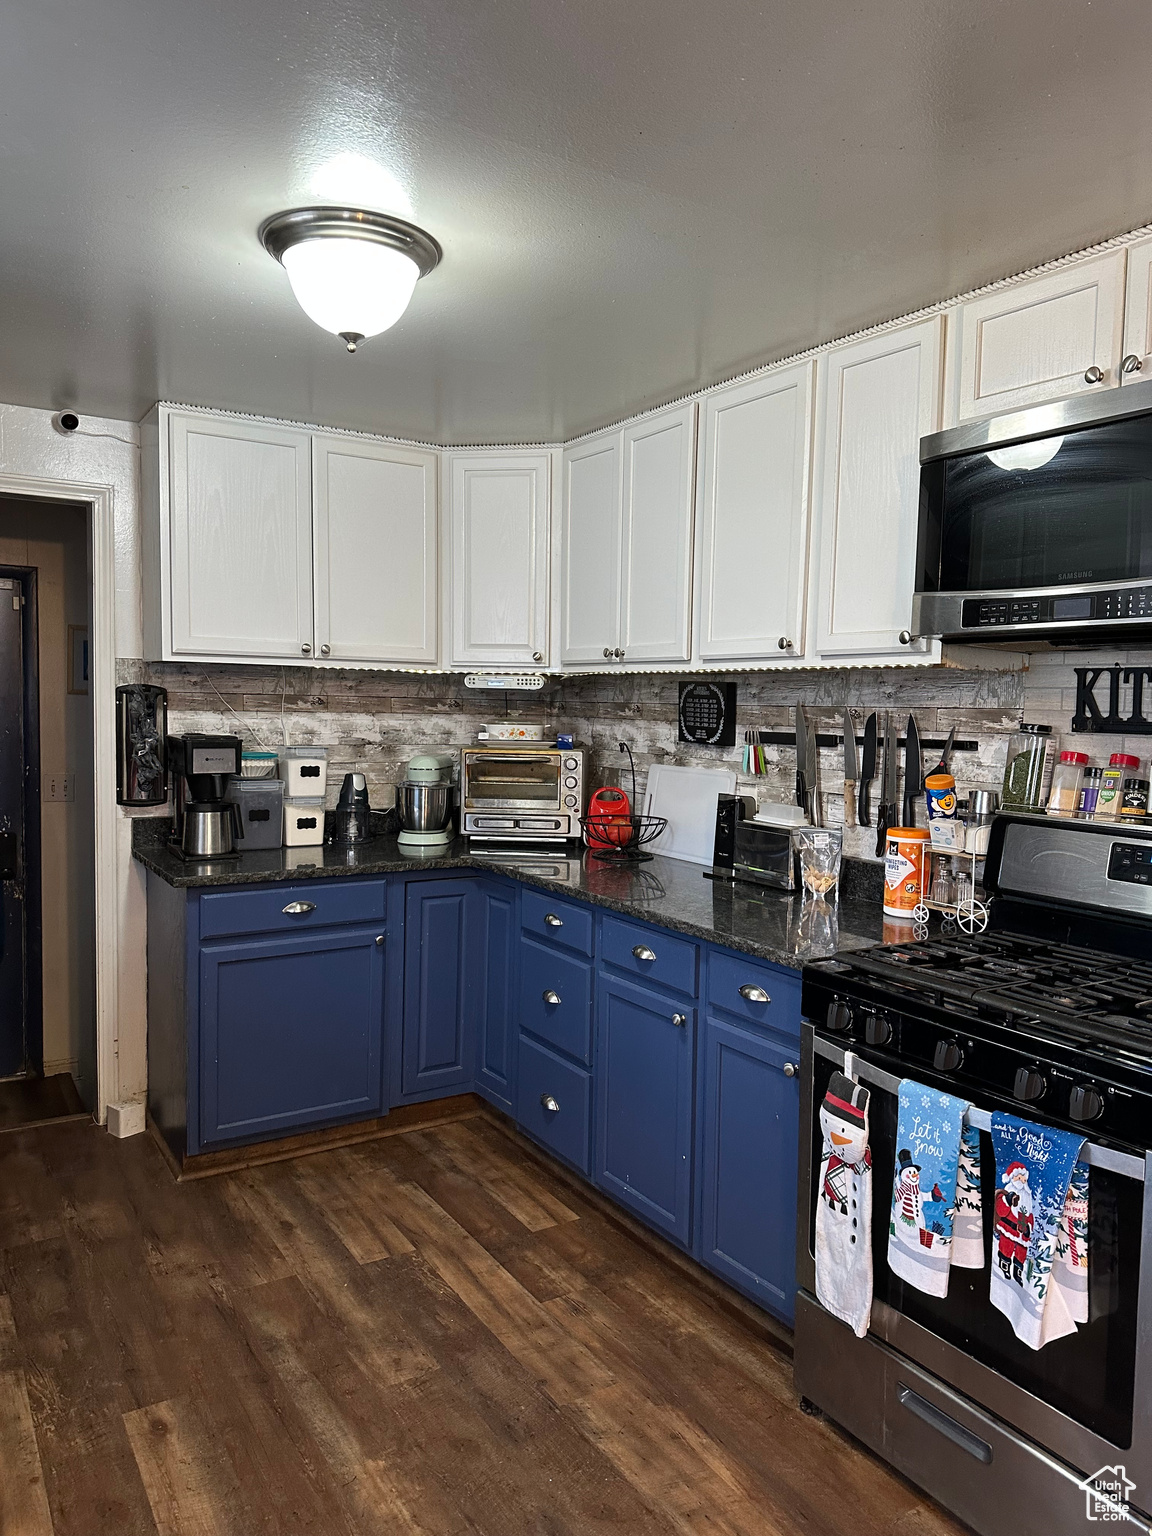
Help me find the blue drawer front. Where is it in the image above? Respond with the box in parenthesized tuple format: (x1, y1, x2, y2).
(519, 938, 593, 1064)
(521, 888, 594, 956)
(706, 948, 800, 1036)
(200, 880, 387, 940)
(516, 1034, 591, 1174)
(600, 914, 698, 998)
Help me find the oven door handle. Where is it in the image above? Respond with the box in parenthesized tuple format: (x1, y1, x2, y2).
(896, 1385, 993, 1464)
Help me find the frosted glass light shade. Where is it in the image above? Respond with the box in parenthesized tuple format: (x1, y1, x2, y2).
(281, 237, 420, 341)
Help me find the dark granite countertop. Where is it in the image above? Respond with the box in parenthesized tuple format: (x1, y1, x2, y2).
(133, 822, 885, 971)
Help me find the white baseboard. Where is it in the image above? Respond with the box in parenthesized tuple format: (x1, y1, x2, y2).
(42, 1056, 80, 1080)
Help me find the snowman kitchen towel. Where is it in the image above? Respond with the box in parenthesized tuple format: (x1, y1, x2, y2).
(815, 1071, 873, 1338)
(887, 1082, 969, 1297)
(990, 1113, 1086, 1350)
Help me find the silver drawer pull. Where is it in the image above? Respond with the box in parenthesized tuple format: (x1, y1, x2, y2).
(542, 990, 561, 1006)
(739, 984, 770, 1004)
(632, 944, 656, 962)
(544, 913, 563, 927)
(672, 1013, 687, 1027)
(541, 1094, 560, 1113)
(282, 901, 316, 915)
(783, 1062, 797, 1077)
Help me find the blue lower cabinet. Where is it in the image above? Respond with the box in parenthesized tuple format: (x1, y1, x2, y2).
(198, 924, 385, 1148)
(473, 880, 517, 1112)
(517, 1032, 592, 1174)
(595, 974, 695, 1245)
(401, 879, 475, 1097)
(699, 1014, 800, 1321)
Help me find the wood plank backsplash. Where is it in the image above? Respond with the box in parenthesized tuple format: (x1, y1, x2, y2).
(118, 645, 1152, 860)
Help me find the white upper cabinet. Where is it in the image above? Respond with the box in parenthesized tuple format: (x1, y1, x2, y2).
(619, 403, 696, 664)
(313, 435, 438, 666)
(1121, 236, 1152, 384)
(561, 430, 623, 665)
(946, 250, 1126, 424)
(815, 317, 943, 660)
(166, 411, 313, 659)
(697, 364, 813, 662)
(448, 452, 550, 668)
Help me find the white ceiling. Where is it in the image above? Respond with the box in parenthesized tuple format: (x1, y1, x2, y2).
(4, 0, 1152, 444)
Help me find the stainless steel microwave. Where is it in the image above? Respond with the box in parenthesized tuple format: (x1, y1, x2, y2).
(912, 377, 1152, 640)
(460, 745, 584, 844)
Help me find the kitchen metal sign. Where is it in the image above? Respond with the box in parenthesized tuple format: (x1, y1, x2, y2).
(1071, 665, 1152, 735)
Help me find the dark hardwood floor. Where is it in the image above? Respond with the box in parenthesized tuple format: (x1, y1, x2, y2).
(0, 1111, 966, 1536)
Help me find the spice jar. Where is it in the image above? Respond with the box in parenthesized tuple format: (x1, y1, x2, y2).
(1077, 765, 1103, 818)
(1121, 778, 1150, 819)
(1094, 753, 1141, 821)
(1047, 750, 1088, 818)
(1001, 724, 1055, 811)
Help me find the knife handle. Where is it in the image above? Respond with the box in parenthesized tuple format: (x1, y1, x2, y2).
(859, 782, 871, 828)
(843, 779, 857, 826)
(875, 808, 889, 860)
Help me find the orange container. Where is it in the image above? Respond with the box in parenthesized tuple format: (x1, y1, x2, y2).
(584, 786, 631, 849)
(883, 827, 930, 920)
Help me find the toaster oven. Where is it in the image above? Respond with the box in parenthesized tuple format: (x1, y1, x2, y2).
(460, 745, 584, 844)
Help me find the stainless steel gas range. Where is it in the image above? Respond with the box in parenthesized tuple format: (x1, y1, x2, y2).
(797, 813, 1152, 1536)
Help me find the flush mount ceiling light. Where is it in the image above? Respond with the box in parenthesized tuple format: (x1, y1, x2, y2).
(259, 207, 442, 352)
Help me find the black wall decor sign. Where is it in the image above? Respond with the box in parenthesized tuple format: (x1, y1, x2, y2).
(678, 681, 737, 747)
(1072, 665, 1152, 734)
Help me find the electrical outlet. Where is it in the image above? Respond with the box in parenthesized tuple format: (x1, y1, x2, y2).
(43, 773, 75, 803)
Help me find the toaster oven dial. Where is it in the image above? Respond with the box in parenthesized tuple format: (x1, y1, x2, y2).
(564, 794, 578, 808)
(933, 1039, 964, 1073)
(1013, 1066, 1047, 1103)
(564, 757, 579, 770)
(1068, 1083, 1103, 1123)
(565, 776, 578, 788)
(863, 1011, 893, 1047)
(825, 998, 853, 1034)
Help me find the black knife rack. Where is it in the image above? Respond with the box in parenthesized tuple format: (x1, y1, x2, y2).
(751, 731, 978, 752)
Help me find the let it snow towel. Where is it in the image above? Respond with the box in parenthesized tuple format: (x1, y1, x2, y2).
(887, 1082, 969, 1297)
(815, 1071, 872, 1338)
(990, 1112, 1086, 1350)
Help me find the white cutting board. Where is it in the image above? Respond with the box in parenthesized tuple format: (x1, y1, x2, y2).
(644, 763, 737, 865)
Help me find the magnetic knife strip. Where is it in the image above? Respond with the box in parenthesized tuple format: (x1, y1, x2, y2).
(750, 732, 978, 751)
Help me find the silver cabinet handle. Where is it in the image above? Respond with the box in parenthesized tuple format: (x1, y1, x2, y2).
(320, 643, 331, 656)
(777, 636, 792, 650)
(544, 913, 563, 927)
(783, 1062, 798, 1078)
(603, 648, 612, 658)
(300, 642, 312, 654)
(898, 630, 916, 645)
(376, 934, 385, 946)
(739, 984, 770, 1004)
(632, 944, 656, 962)
(532, 652, 544, 663)
(672, 1013, 687, 1027)
(1123, 354, 1144, 375)
(541, 1094, 560, 1113)
(614, 648, 625, 659)
(542, 990, 561, 1005)
(282, 900, 316, 915)
(1084, 365, 1105, 384)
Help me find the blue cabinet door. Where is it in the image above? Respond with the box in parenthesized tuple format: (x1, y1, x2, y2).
(595, 974, 695, 1245)
(699, 1014, 800, 1322)
(198, 924, 385, 1149)
(474, 880, 517, 1112)
(402, 879, 474, 1097)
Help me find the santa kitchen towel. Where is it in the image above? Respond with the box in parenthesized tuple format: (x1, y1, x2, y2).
(990, 1113, 1086, 1350)
(888, 1081, 970, 1297)
(816, 1071, 873, 1338)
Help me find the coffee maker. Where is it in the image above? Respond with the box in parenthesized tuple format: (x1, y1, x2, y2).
(168, 734, 244, 858)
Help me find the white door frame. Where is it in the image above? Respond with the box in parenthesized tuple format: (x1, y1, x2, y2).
(0, 471, 118, 1120)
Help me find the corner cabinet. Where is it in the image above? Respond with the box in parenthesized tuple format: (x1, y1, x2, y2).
(560, 429, 623, 665)
(448, 452, 551, 668)
(813, 318, 943, 661)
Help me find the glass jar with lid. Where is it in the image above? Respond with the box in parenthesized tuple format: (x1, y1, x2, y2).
(1047, 750, 1088, 818)
(1001, 724, 1055, 812)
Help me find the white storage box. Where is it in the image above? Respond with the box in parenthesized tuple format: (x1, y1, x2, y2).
(283, 799, 325, 846)
(279, 745, 328, 799)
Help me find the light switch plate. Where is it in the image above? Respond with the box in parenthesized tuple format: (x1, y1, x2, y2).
(43, 772, 75, 803)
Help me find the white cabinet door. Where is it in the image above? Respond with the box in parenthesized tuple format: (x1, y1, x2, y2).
(167, 411, 313, 659)
(698, 364, 813, 662)
(1121, 236, 1152, 384)
(619, 403, 696, 664)
(449, 452, 550, 668)
(949, 251, 1125, 422)
(815, 317, 942, 660)
(313, 435, 438, 665)
(561, 430, 622, 665)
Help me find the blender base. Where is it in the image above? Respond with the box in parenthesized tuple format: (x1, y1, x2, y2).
(397, 828, 453, 850)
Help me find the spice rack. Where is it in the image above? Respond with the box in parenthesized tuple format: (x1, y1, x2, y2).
(912, 840, 989, 935)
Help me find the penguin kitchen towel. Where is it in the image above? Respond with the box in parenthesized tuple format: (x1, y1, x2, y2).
(815, 1071, 873, 1338)
(887, 1081, 970, 1297)
(990, 1112, 1086, 1350)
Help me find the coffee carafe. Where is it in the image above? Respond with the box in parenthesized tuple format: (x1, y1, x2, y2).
(168, 734, 245, 858)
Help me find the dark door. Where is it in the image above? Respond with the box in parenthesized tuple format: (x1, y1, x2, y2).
(0, 575, 27, 1076)
(401, 879, 474, 1098)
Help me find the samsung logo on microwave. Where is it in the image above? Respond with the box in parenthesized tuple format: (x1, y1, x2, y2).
(1058, 570, 1095, 582)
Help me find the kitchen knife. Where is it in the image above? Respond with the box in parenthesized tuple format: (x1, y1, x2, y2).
(806, 708, 822, 827)
(927, 725, 956, 781)
(903, 714, 922, 828)
(858, 712, 877, 828)
(842, 708, 858, 827)
(876, 713, 899, 858)
(795, 703, 809, 821)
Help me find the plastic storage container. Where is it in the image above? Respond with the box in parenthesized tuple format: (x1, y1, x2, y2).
(278, 746, 328, 799)
(224, 776, 285, 849)
(1001, 724, 1055, 811)
(883, 827, 930, 920)
(241, 751, 280, 779)
(283, 799, 325, 846)
(1047, 751, 1088, 818)
(1094, 753, 1140, 821)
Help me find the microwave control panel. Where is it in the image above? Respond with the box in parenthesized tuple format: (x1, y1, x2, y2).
(961, 585, 1152, 629)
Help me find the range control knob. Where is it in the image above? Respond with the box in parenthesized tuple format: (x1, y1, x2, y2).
(825, 998, 853, 1034)
(1069, 1083, 1104, 1123)
(934, 1039, 963, 1073)
(1013, 1066, 1047, 1103)
(864, 1012, 893, 1047)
